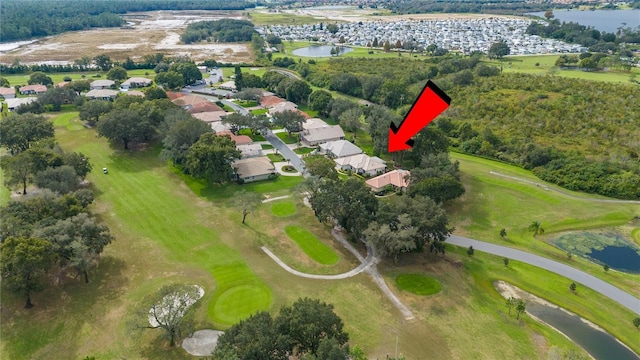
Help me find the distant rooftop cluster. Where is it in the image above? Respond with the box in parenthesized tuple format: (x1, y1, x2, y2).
(262, 18, 585, 55)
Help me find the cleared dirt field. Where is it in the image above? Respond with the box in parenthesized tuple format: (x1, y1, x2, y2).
(0, 11, 254, 65)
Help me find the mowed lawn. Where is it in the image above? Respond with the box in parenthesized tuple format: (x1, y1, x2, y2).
(484, 55, 640, 84)
(285, 225, 339, 265)
(446, 152, 640, 297)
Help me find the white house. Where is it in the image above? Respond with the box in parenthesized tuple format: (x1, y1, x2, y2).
(120, 77, 152, 90)
(301, 125, 345, 147)
(319, 140, 363, 158)
(334, 154, 386, 176)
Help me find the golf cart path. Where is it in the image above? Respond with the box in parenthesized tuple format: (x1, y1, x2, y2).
(447, 235, 640, 316)
(262, 227, 416, 320)
(490, 171, 640, 204)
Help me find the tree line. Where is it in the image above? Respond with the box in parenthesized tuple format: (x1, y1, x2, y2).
(526, 19, 640, 54)
(0, 113, 113, 308)
(181, 19, 257, 44)
(0, 0, 256, 42)
(386, 0, 571, 16)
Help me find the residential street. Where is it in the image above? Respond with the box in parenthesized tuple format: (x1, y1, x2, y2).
(447, 235, 640, 316)
(264, 130, 306, 175)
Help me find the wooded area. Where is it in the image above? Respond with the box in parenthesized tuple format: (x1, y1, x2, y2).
(0, 0, 255, 42)
(181, 19, 258, 44)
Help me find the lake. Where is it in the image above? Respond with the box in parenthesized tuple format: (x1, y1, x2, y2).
(552, 230, 640, 273)
(292, 45, 354, 57)
(528, 9, 640, 33)
(527, 303, 640, 360)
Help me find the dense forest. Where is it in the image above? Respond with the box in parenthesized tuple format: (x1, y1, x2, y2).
(291, 56, 640, 199)
(386, 0, 570, 15)
(526, 20, 640, 53)
(181, 19, 258, 44)
(0, 0, 256, 42)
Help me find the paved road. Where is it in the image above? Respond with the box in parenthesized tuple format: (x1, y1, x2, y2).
(264, 130, 306, 175)
(447, 235, 640, 316)
(269, 68, 301, 80)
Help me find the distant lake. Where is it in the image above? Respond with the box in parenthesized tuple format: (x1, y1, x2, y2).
(292, 45, 354, 57)
(528, 9, 640, 33)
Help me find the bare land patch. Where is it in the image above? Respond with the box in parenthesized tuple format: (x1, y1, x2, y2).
(0, 11, 253, 65)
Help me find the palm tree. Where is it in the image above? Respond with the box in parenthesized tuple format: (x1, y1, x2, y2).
(527, 221, 544, 247)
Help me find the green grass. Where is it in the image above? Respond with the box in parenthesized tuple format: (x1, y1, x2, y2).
(276, 132, 298, 144)
(484, 55, 640, 84)
(293, 147, 314, 155)
(51, 111, 84, 130)
(284, 225, 339, 265)
(270, 201, 297, 217)
(250, 108, 268, 116)
(249, 11, 322, 25)
(297, 104, 318, 118)
(235, 100, 258, 108)
(2, 70, 156, 88)
(261, 144, 274, 150)
(446, 151, 640, 297)
(395, 274, 442, 295)
(238, 128, 266, 141)
(273, 41, 431, 64)
(267, 153, 286, 162)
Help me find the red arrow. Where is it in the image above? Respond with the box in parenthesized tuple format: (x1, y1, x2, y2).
(388, 80, 451, 152)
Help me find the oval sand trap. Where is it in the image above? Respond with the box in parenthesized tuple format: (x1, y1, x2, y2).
(182, 329, 224, 356)
(212, 285, 272, 324)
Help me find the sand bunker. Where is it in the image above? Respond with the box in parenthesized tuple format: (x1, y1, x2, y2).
(148, 285, 204, 328)
(182, 329, 224, 356)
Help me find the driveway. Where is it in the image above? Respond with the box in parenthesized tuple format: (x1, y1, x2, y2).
(447, 235, 640, 315)
(264, 130, 306, 175)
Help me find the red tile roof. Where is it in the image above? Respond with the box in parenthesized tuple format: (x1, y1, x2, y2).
(259, 95, 286, 108)
(187, 101, 224, 114)
(216, 131, 253, 146)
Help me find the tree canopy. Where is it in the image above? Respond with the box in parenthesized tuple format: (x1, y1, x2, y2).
(184, 133, 240, 184)
(0, 113, 55, 155)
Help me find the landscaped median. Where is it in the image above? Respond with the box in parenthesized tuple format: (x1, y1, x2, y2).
(284, 225, 339, 265)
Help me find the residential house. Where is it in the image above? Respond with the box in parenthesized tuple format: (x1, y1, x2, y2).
(90, 79, 115, 90)
(301, 125, 345, 147)
(334, 154, 386, 176)
(0, 87, 16, 99)
(187, 101, 224, 114)
(216, 131, 253, 146)
(192, 111, 228, 124)
(85, 89, 119, 101)
(5, 97, 38, 111)
(268, 101, 297, 115)
(237, 143, 264, 158)
(260, 95, 286, 109)
(302, 118, 329, 131)
(233, 156, 276, 183)
(218, 81, 237, 91)
(319, 140, 363, 159)
(120, 77, 152, 90)
(19, 85, 47, 95)
(166, 92, 185, 101)
(365, 169, 410, 192)
(171, 94, 209, 108)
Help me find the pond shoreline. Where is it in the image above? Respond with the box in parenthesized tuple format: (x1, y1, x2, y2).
(493, 281, 640, 360)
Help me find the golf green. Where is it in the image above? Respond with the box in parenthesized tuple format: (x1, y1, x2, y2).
(284, 225, 339, 265)
(395, 274, 442, 296)
(211, 285, 273, 324)
(271, 201, 297, 217)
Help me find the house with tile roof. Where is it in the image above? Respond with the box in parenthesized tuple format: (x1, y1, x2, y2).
(319, 140, 363, 158)
(121, 77, 152, 90)
(301, 125, 345, 147)
(85, 89, 119, 100)
(216, 131, 253, 146)
(187, 101, 224, 114)
(19, 85, 47, 95)
(90, 80, 115, 90)
(0, 87, 16, 99)
(233, 156, 276, 183)
(365, 169, 410, 192)
(334, 154, 386, 176)
(260, 95, 286, 108)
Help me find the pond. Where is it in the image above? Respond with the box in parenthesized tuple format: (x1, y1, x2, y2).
(292, 45, 354, 57)
(552, 230, 640, 273)
(527, 303, 640, 360)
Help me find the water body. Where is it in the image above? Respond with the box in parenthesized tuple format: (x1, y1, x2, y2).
(527, 303, 640, 360)
(528, 9, 640, 33)
(552, 231, 640, 273)
(589, 245, 640, 273)
(292, 45, 354, 57)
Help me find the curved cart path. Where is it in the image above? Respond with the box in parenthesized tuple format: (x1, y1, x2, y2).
(448, 235, 640, 316)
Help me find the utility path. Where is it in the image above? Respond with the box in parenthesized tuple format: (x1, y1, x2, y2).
(447, 235, 640, 316)
(489, 171, 640, 204)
